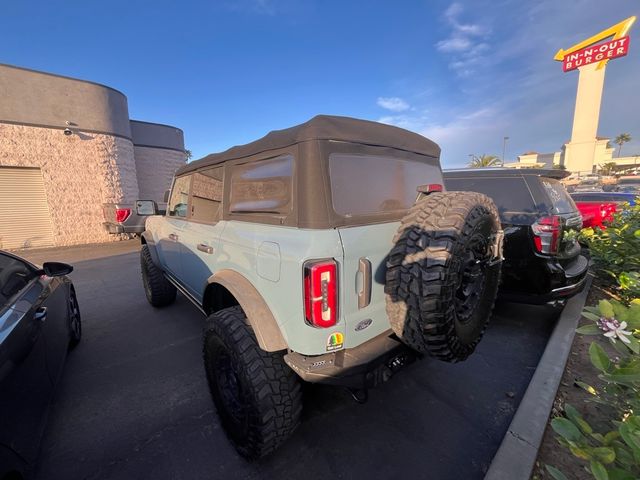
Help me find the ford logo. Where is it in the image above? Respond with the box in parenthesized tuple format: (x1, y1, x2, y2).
(355, 319, 372, 332)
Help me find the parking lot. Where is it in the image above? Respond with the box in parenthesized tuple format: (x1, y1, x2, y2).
(23, 240, 559, 480)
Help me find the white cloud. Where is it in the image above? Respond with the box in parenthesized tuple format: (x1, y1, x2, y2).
(436, 37, 472, 53)
(436, 2, 491, 75)
(377, 96, 410, 112)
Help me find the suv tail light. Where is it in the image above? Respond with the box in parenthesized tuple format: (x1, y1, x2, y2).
(304, 259, 337, 328)
(532, 215, 562, 255)
(115, 208, 131, 223)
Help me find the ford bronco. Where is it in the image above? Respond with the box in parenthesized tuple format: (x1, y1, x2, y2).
(136, 115, 503, 458)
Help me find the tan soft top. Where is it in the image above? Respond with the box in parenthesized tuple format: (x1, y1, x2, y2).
(176, 115, 440, 176)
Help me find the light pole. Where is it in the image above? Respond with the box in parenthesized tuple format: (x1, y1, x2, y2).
(502, 136, 509, 167)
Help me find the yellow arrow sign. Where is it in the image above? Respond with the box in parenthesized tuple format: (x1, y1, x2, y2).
(554, 15, 636, 69)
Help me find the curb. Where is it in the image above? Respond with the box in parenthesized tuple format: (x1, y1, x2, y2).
(484, 276, 593, 480)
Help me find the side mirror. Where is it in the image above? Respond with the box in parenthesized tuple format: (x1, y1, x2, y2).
(42, 262, 73, 277)
(163, 190, 171, 203)
(136, 200, 158, 216)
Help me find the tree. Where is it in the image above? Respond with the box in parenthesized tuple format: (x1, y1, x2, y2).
(599, 162, 617, 175)
(553, 164, 567, 170)
(185, 149, 193, 160)
(468, 154, 501, 168)
(614, 133, 631, 157)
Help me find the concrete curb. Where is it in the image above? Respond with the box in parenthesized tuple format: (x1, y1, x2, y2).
(484, 276, 593, 480)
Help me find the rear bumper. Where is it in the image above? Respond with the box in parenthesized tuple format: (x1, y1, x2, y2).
(284, 330, 419, 389)
(500, 256, 590, 304)
(102, 222, 145, 234)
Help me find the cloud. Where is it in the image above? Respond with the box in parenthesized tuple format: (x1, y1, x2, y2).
(436, 2, 491, 75)
(377, 96, 410, 112)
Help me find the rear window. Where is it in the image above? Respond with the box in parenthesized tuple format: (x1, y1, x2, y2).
(229, 155, 293, 214)
(444, 176, 536, 217)
(329, 154, 441, 217)
(540, 178, 576, 214)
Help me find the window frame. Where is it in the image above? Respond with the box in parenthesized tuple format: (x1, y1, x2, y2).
(167, 174, 192, 219)
(185, 166, 225, 226)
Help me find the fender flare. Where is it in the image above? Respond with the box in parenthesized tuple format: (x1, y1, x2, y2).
(207, 270, 287, 352)
(140, 232, 161, 267)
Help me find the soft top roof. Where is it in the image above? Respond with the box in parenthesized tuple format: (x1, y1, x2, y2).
(176, 114, 440, 176)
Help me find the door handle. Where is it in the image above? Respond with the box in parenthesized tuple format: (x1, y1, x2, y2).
(357, 258, 372, 309)
(168, 233, 179, 242)
(34, 307, 47, 322)
(197, 244, 214, 254)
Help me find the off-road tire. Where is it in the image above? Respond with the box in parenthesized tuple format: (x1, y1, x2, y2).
(203, 306, 302, 459)
(385, 191, 502, 362)
(140, 244, 176, 307)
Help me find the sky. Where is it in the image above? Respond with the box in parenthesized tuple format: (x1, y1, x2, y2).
(1, 0, 638, 167)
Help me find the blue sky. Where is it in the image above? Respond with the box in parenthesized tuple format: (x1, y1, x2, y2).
(2, 0, 638, 166)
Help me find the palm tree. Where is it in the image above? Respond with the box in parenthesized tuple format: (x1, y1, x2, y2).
(468, 154, 501, 168)
(185, 149, 193, 161)
(599, 162, 617, 175)
(614, 133, 631, 157)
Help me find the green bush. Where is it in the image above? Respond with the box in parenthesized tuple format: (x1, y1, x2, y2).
(547, 299, 640, 480)
(580, 200, 640, 301)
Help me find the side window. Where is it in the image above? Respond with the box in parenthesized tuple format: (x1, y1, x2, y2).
(0, 253, 38, 308)
(229, 155, 293, 214)
(168, 175, 191, 218)
(190, 167, 223, 223)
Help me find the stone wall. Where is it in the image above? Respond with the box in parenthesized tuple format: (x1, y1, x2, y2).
(0, 123, 138, 246)
(134, 146, 186, 203)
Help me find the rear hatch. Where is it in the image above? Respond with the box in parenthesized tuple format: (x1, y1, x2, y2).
(328, 153, 444, 348)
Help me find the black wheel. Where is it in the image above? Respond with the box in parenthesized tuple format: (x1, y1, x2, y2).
(203, 306, 302, 459)
(68, 287, 82, 350)
(140, 244, 176, 307)
(385, 191, 502, 362)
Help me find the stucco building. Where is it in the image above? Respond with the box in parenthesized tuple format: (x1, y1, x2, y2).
(0, 64, 186, 250)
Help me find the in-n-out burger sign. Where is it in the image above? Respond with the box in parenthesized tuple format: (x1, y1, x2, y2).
(562, 37, 629, 72)
(554, 16, 636, 72)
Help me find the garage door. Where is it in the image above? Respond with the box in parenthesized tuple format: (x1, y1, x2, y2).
(0, 167, 55, 250)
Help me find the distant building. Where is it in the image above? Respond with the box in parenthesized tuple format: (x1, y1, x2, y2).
(505, 138, 639, 174)
(0, 64, 186, 249)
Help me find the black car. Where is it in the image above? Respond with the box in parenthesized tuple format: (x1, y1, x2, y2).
(0, 251, 81, 480)
(444, 168, 589, 304)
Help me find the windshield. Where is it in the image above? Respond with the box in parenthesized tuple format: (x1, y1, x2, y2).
(329, 154, 441, 217)
(540, 177, 577, 214)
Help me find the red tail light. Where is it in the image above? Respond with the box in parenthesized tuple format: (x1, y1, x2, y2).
(115, 208, 131, 223)
(532, 215, 562, 254)
(304, 259, 338, 328)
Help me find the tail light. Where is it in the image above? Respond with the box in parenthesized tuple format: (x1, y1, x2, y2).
(115, 208, 131, 223)
(532, 215, 562, 255)
(304, 259, 338, 328)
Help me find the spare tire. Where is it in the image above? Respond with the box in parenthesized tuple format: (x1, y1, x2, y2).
(384, 191, 502, 362)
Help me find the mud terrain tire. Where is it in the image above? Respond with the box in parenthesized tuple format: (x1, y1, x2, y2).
(385, 191, 502, 362)
(140, 244, 177, 307)
(203, 306, 302, 459)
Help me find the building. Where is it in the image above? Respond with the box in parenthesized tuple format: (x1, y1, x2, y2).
(0, 64, 186, 250)
(506, 139, 639, 174)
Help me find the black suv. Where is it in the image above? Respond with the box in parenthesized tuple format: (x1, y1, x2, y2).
(444, 168, 588, 304)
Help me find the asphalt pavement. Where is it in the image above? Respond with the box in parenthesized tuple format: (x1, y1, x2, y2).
(22, 240, 559, 480)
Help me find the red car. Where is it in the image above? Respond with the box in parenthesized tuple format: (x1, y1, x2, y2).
(570, 192, 637, 229)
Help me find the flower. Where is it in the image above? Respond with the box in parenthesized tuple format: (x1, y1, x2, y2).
(597, 317, 632, 344)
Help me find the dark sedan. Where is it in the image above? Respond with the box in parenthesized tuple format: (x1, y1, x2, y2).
(0, 251, 81, 480)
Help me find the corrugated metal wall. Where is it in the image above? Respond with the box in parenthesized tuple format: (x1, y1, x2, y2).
(0, 167, 55, 250)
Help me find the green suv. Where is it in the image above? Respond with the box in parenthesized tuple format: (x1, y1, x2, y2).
(137, 115, 504, 458)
